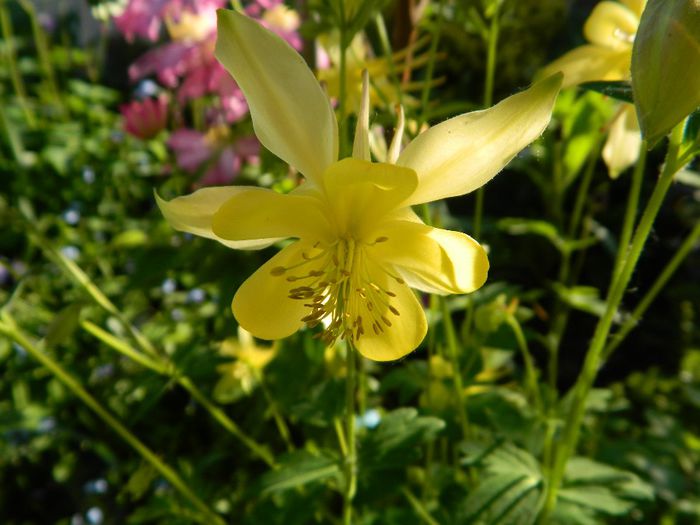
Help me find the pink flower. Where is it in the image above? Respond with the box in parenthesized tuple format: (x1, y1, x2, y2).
(120, 95, 169, 140)
(168, 128, 259, 186)
(114, 0, 224, 42)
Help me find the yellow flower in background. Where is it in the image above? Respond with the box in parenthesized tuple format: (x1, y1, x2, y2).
(540, 0, 646, 178)
(213, 327, 277, 403)
(157, 9, 561, 361)
(317, 32, 437, 116)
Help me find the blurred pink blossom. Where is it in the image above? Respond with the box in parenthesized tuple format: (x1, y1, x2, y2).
(114, 0, 224, 42)
(168, 128, 260, 186)
(120, 0, 302, 124)
(120, 95, 169, 140)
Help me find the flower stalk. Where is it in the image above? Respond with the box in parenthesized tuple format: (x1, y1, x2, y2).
(343, 341, 358, 525)
(540, 120, 687, 522)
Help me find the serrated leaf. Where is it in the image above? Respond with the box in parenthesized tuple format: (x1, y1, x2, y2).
(257, 451, 340, 495)
(360, 408, 444, 469)
(580, 81, 634, 104)
(558, 486, 633, 516)
(632, 0, 700, 144)
(460, 473, 543, 525)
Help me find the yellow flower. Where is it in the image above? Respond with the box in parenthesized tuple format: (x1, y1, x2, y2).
(317, 32, 434, 116)
(214, 327, 277, 403)
(156, 9, 562, 361)
(540, 0, 647, 178)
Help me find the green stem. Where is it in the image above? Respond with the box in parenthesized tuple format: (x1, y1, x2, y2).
(35, 232, 161, 360)
(539, 122, 686, 523)
(374, 13, 404, 109)
(17, 0, 64, 114)
(613, 144, 647, 281)
(0, 0, 36, 126)
(81, 320, 276, 467)
(547, 140, 602, 394)
(343, 342, 358, 525)
(603, 220, 700, 361)
(0, 316, 224, 525)
(402, 486, 440, 525)
(257, 374, 294, 452)
(441, 297, 470, 438)
(506, 314, 543, 414)
(482, 5, 500, 109)
(417, 0, 445, 127)
(338, 2, 349, 158)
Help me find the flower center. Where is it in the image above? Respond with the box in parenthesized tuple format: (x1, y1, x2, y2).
(613, 27, 635, 45)
(270, 237, 404, 346)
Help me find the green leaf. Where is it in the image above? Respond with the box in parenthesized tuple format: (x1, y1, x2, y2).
(551, 284, 613, 320)
(460, 473, 543, 525)
(579, 81, 634, 104)
(558, 486, 633, 516)
(360, 408, 444, 470)
(632, 0, 700, 144)
(257, 451, 340, 495)
(44, 303, 83, 348)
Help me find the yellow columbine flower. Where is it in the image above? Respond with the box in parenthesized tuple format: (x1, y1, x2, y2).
(540, 0, 646, 178)
(214, 327, 277, 403)
(156, 9, 562, 361)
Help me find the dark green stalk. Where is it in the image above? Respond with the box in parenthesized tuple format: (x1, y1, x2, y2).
(539, 122, 686, 523)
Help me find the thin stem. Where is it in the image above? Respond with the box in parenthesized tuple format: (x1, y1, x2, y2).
(539, 122, 686, 523)
(17, 0, 64, 114)
(603, 220, 700, 360)
(81, 319, 277, 467)
(0, 0, 36, 126)
(441, 297, 470, 438)
(257, 374, 294, 452)
(0, 316, 225, 525)
(338, 1, 349, 158)
(402, 486, 440, 525)
(547, 140, 602, 394)
(613, 144, 648, 280)
(35, 232, 161, 360)
(374, 13, 404, 108)
(343, 342, 357, 525)
(506, 314, 543, 414)
(417, 0, 445, 127)
(471, 2, 500, 240)
(482, 4, 500, 109)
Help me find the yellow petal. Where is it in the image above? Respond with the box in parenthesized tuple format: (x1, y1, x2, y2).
(387, 104, 405, 164)
(602, 104, 641, 179)
(397, 74, 562, 206)
(155, 188, 278, 250)
(539, 45, 630, 89)
(215, 10, 338, 183)
(352, 69, 370, 161)
(584, 2, 639, 51)
(620, 0, 646, 18)
(322, 159, 419, 239)
(369, 220, 489, 295)
(353, 257, 427, 361)
(232, 240, 313, 339)
(211, 187, 333, 243)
